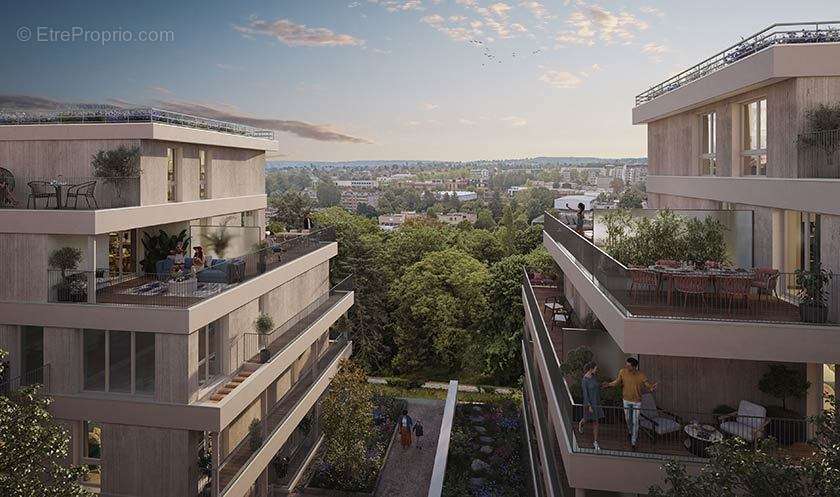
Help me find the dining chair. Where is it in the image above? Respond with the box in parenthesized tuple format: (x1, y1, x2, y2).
(673, 274, 710, 311)
(716, 275, 753, 315)
(26, 181, 57, 209)
(629, 267, 660, 304)
(65, 180, 98, 209)
(656, 259, 680, 268)
(751, 268, 780, 303)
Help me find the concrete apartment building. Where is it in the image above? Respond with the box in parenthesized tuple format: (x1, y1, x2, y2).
(0, 109, 354, 497)
(521, 23, 840, 496)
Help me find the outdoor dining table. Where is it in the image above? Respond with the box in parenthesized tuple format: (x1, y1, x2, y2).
(49, 179, 68, 210)
(648, 265, 755, 305)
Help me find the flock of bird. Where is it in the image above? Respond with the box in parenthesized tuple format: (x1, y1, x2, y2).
(470, 39, 542, 66)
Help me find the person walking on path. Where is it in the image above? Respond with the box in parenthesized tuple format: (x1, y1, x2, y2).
(604, 357, 657, 451)
(578, 361, 603, 452)
(413, 419, 424, 450)
(398, 409, 414, 449)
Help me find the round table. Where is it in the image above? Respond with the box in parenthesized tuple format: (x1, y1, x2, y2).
(683, 423, 723, 457)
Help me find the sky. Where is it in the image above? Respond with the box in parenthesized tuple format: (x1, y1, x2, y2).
(1, 1, 839, 161)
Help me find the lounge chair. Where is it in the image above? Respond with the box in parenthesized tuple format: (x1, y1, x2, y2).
(719, 400, 768, 442)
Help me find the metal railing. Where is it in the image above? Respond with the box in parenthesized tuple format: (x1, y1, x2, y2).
(0, 107, 276, 140)
(636, 22, 840, 105)
(522, 271, 817, 462)
(543, 212, 836, 325)
(241, 275, 353, 364)
(798, 128, 840, 178)
(45, 228, 336, 308)
(0, 364, 51, 395)
(0, 175, 140, 209)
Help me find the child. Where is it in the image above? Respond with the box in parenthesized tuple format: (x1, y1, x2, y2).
(413, 419, 424, 450)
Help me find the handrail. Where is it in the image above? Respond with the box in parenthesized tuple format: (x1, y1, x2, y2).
(427, 380, 459, 497)
(0, 107, 276, 140)
(0, 364, 51, 394)
(636, 22, 840, 105)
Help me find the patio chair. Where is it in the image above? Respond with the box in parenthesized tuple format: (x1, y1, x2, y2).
(673, 274, 710, 310)
(751, 268, 780, 302)
(719, 400, 769, 442)
(629, 267, 660, 303)
(716, 275, 753, 314)
(656, 259, 681, 268)
(544, 295, 565, 314)
(65, 180, 98, 209)
(27, 181, 57, 209)
(639, 393, 682, 444)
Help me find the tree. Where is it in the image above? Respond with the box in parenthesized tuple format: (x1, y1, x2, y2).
(265, 169, 312, 195)
(90, 145, 140, 206)
(474, 209, 496, 230)
(618, 187, 645, 208)
(320, 360, 377, 491)
(758, 365, 810, 411)
(316, 180, 341, 208)
(479, 254, 528, 383)
(610, 177, 624, 194)
(355, 203, 378, 219)
(389, 249, 489, 373)
(648, 403, 840, 497)
(313, 208, 391, 372)
(456, 229, 505, 265)
(270, 191, 312, 230)
(488, 191, 504, 221)
(383, 220, 453, 280)
(0, 350, 91, 497)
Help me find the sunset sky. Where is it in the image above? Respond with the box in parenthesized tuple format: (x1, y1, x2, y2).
(2, 1, 839, 161)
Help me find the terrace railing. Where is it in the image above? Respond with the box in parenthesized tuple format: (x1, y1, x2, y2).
(522, 270, 818, 462)
(45, 228, 336, 308)
(636, 22, 840, 106)
(0, 176, 140, 210)
(543, 212, 836, 325)
(798, 128, 840, 178)
(0, 364, 51, 395)
(0, 107, 276, 140)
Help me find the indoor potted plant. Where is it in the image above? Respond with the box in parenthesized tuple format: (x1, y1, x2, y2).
(758, 364, 810, 445)
(49, 247, 84, 302)
(795, 263, 833, 323)
(254, 313, 274, 363)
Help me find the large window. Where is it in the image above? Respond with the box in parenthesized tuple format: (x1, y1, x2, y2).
(199, 149, 209, 199)
(167, 147, 177, 202)
(699, 112, 717, 175)
(198, 321, 220, 385)
(83, 330, 155, 395)
(21, 326, 44, 384)
(742, 99, 767, 175)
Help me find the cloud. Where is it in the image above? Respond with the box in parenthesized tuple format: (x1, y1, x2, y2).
(519, 1, 552, 21)
(368, 0, 424, 12)
(557, 3, 648, 47)
(0, 94, 372, 145)
(639, 6, 665, 18)
(642, 42, 671, 61)
(459, 118, 477, 125)
(420, 14, 482, 41)
(488, 2, 512, 18)
(215, 63, 242, 71)
(371, 47, 393, 54)
(348, 1, 361, 7)
(234, 17, 364, 47)
(539, 70, 583, 89)
(147, 85, 173, 95)
(422, 102, 439, 110)
(501, 115, 527, 127)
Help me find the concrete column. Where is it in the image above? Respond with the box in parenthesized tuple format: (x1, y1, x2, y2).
(211, 432, 220, 497)
(771, 209, 785, 273)
(87, 236, 97, 303)
(806, 363, 823, 418)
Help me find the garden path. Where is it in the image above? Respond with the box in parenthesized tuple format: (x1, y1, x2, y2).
(375, 398, 445, 497)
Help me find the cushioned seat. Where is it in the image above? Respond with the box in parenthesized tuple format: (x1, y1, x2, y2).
(639, 393, 682, 438)
(719, 400, 767, 442)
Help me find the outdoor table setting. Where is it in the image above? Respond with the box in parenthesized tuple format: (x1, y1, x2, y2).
(683, 422, 724, 457)
(646, 263, 755, 305)
(48, 178, 69, 209)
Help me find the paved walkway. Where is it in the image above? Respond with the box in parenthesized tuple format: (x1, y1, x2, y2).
(375, 398, 445, 497)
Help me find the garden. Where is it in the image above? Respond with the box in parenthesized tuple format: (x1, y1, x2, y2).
(442, 400, 530, 497)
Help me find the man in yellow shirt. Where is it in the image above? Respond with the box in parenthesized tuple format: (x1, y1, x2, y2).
(604, 357, 657, 451)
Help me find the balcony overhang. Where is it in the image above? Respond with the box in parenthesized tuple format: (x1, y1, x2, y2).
(0, 194, 267, 235)
(0, 242, 338, 333)
(544, 232, 840, 363)
(633, 43, 840, 124)
(647, 175, 840, 216)
(0, 122, 279, 151)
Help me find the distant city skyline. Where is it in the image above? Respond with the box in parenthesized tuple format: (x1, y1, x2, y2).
(2, 0, 839, 161)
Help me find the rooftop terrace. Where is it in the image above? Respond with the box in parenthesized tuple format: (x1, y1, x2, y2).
(635, 22, 840, 106)
(0, 107, 276, 140)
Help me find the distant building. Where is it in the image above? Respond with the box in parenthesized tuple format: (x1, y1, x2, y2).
(437, 212, 478, 225)
(340, 190, 381, 211)
(596, 176, 613, 189)
(378, 211, 423, 228)
(334, 179, 379, 189)
(553, 194, 596, 211)
(507, 186, 529, 197)
(435, 190, 477, 202)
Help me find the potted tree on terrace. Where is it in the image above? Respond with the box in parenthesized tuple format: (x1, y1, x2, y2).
(254, 313, 274, 363)
(91, 145, 140, 207)
(797, 103, 840, 170)
(758, 364, 811, 444)
(49, 247, 85, 302)
(248, 418, 263, 453)
(795, 263, 833, 323)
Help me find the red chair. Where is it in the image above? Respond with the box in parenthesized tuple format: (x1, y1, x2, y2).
(705, 260, 722, 270)
(673, 274, 710, 310)
(656, 259, 681, 268)
(716, 275, 753, 314)
(751, 268, 780, 302)
(629, 267, 660, 303)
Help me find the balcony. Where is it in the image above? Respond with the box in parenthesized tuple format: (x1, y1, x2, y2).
(46, 228, 335, 308)
(0, 175, 140, 210)
(521, 270, 818, 492)
(217, 336, 351, 497)
(798, 128, 840, 179)
(542, 211, 840, 363)
(635, 22, 840, 106)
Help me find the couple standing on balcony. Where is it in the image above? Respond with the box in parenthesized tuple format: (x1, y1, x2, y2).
(578, 357, 657, 452)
